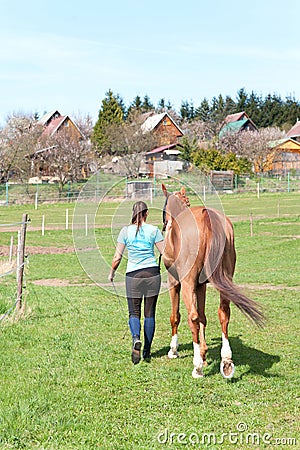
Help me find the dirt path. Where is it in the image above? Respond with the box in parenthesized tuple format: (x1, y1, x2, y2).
(0, 245, 75, 256)
(30, 278, 300, 291)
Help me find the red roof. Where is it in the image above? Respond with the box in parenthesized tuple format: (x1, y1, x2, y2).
(224, 111, 249, 124)
(42, 116, 67, 136)
(287, 121, 300, 138)
(146, 143, 181, 155)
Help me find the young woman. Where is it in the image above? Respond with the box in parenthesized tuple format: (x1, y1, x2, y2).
(108, 201, 164, 364)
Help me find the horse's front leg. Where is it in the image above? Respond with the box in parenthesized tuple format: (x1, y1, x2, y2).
(167, 275, 181, 359)
(218, 296, 235, 379)
(181, 280, 204, 378)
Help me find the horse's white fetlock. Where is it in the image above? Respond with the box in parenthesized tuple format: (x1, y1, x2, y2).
(168, 334, 179, 359)
(192, 342, 204, 378)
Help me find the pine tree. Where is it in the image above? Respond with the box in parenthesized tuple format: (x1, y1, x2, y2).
(127, 95, 143, 116)
(195, 98, 210, 122)
(223, 96, 236, 116)
(180, 100, 195, 121)
(236, 88, 248, 111)
(142, 95, 154, 112)
(180, 136, 198, 162)
(157, 98, 166, 112)
(283, 96, 300, 128)
(245, 91, 261, 126)
(92, 90, 125, 153)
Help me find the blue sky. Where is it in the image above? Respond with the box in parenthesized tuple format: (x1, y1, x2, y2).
(1, 0, 299, 125)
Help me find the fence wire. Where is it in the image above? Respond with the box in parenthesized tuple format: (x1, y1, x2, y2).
(0, 219, 29, 322)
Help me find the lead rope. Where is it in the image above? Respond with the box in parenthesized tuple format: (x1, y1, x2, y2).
(111, 280, 128, 340)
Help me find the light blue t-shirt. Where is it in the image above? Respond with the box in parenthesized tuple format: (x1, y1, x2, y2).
(117, 223, 164, 273)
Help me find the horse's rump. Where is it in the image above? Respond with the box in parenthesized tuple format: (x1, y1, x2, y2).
(200, 207, 264, 326)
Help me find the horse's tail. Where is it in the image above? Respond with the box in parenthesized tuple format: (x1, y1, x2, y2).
(209, 264, 265, 327)
(203, 208, 265, 327)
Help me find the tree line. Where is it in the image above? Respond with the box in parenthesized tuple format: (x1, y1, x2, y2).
(93, 87, 300, 131)
(1, 87, 299, 189)
(179, 88, 300, 130)
(91, 89, 289, 175)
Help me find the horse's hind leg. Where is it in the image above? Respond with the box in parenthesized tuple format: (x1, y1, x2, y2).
(218, 296, 235, 379)
(181, 280, 204, 378)
(196, 283, 208, 367)
(168, 277, 181, 359)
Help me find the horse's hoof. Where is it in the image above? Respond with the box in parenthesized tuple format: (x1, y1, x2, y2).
(192, 367, 204, 378)
(220, 360, 235, 379)
(168, 348, 179, 359)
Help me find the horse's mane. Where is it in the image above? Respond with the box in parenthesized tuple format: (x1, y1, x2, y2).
(168, 192, 189, 219)
(174, 189, 191, 208)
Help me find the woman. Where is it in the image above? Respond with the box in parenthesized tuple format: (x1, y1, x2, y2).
(108, 201, 164, 364)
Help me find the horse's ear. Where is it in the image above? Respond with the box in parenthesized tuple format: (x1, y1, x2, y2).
(162, 183, 168, 197)
(180, 186, 186, 196)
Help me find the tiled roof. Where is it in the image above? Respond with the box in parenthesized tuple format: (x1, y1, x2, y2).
(141, 112, 183, 135)
(141, 112, 167, 132)
(42, 116, 67, 136)
(146, 143, 181, 155)
(287, 120, 300, 138)
(224, 111, 248, 124)
(38, 110, 61, 126)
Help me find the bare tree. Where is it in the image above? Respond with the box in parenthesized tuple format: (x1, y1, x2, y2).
(220, 127, 285, 172)
(38, 128, 95, 192)
(103, 110, 161, 176)
(72, 113, 94, 139)
(182, 118, 224, 148)
(0, 114, 43, 182)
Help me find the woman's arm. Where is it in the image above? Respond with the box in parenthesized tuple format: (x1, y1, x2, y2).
(154, 220, 171, 255)
(108, 242, 126, 282)
(155, 240, 164, 255)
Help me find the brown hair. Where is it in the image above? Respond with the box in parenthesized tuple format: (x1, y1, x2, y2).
(131, 201, 148, 235)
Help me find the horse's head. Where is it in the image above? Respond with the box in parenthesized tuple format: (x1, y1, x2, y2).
(173, 187, 190, 208)
(162, 183, 190, 231)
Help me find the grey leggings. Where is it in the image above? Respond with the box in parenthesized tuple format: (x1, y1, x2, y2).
(125, 266, 161, 318)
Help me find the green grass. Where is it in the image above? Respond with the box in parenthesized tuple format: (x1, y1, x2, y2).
(0, 191, 299, 230)
(0, 193, 299, 449)
(0, 285, 299, 449)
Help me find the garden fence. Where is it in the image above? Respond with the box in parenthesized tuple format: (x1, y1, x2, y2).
(0, 214, 29, 322)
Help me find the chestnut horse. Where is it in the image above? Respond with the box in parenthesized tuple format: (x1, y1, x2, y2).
(162, 184, 264, 378)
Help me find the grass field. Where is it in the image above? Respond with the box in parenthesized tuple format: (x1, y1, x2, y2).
(0, 191, 299, 449)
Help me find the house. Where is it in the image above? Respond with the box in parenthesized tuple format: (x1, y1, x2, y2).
(219, 111, 258, 138)
(286, 120, 300, 143)
(143, 143, 183, 177)
(38, 110, 84, 140)
(260, 138, 300, 175)
(29, 110, 86, 182)
(141, 112, 184, 145)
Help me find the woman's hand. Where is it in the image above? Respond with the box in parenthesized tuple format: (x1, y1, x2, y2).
(108, 269, 115, 282)
(166, 219, 172, 231)
(108, 243, 125, 282)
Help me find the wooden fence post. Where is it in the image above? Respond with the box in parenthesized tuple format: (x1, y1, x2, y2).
(16, 214, 28, 310)
(9, 235, 14, 265)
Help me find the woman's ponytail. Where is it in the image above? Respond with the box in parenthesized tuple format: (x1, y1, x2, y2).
(131, 201, 148, 235)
